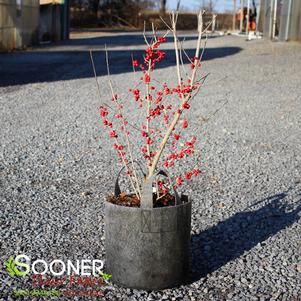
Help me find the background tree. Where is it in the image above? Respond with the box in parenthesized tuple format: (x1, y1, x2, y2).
(200, 0, 216, 13)
(160, 0, 166, 15)
(70, 0, 158, 28)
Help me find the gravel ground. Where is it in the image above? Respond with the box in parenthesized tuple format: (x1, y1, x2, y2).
(0, 32, 301, 300)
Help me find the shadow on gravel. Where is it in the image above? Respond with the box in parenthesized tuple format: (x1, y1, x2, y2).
(0, 46, 242, 87)
(62, 34, 205, 47)
(190, 188, 301, 282)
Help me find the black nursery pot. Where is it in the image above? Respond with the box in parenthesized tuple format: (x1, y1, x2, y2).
(104, 195, 191, 290)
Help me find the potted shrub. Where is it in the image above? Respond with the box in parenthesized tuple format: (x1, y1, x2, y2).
(91, 11, 207, 290)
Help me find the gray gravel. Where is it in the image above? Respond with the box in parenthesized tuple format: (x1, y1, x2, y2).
(0, 32, 301, 300)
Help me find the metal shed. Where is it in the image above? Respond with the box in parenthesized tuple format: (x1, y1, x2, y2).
(278, 0, 301, 41)
(0, 0, 40, 51)
(260, 0, 301, 41)
(39, 0, 69, 43)
(0, 0, 69, 51)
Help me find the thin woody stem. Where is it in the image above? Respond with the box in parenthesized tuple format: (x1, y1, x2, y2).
(156, 192, 168, 200)
(145, 60, 152, 171)
(144, 25, 159, 174)
(89, 50, 114, 112)
(159, 16, 172, 31)
(147, 11, 204, 179)
(143, 28, 170, 175)
(105, 46, 142, 199)
(179, 40, 189, 77)
(113, 137, 139, 199)
(143, 21, 150, 47)
(90, 50, 141, 133)
(171, 11, 182, 87)
(91, 48, 139, 192)
(89, 50, 102, 102)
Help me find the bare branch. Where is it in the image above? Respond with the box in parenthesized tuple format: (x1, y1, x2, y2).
(89, 50, 102, 101)
(105, 45, 142, 199)
(147, 10, 205, 178)
(171, 11, 182, 86)
(159, 16, 173, 31)
(151, 22, 156, 41)
(90, 48, 140, 133)
(179, 39, 189, 77)
(181, 46, 194, 64)
(143, 21, 150, 46)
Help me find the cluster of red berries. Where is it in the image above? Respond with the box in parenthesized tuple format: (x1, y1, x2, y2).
(99, 33, 202, 193)
(176, 168, 200, 187)
(190, 56, 202, 70)
(99, 104, 129, 163)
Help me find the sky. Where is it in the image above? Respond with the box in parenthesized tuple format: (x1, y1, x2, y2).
(167, 0, 252, 13)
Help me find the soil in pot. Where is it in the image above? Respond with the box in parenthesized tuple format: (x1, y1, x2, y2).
(107, 192, 175, 208)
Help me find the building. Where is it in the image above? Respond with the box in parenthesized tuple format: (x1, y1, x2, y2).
(0, 0, 69, 51)
(278, 0, 301, 41)
(0, 0, 40, 51)
(39, 0, 69, 43)
(260, 0, 301, 41)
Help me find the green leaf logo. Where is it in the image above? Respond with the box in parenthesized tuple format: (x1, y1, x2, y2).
(5, 257, 16, 277)
(4, 256, 28, 277)
(99, 271, 112, 282)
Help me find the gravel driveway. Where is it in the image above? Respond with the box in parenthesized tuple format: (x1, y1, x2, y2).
(0, 32, 300, 300)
